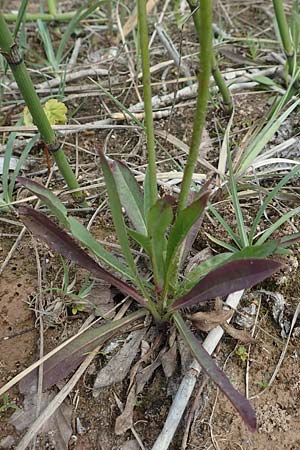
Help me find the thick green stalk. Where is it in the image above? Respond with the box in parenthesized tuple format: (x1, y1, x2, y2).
(137, 0, 158, 209)
(178, 0, 213, 211)
(0, 14, 86, 204)
(272, 0, 295, 75)
(211, 53, 233, 112)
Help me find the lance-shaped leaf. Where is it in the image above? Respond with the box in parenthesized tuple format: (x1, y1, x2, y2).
(166, 192, 210, 269)
(108, 158, 146, 235)
(99, 151, 147, 297)
(164, 192, 210, 291)
(181, 180, 212, 262)
(173, 312, 256, 431)
(17, 177, 133, 279)
(180, 241, 280, 295)
(19, 206, 147, 306)
(173, 258, 281, 310)
(147, 197, 174, 288)
(20, 309, 147, 393)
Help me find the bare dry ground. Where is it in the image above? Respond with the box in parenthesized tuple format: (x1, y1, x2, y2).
(1, 1, 300, 449)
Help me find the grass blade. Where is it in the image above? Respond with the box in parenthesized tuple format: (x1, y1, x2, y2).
(37, 19, 58, 71)
(173, 311, 256, 431)
(256, 206, 300, 245)
(205, 232, 239, 252)
(227, 149, 249, 247)
(208, 202, 242, 248)
(249, 164, 300, 243)
(237, 98, 300, 175)
(56, 1, 105, 63)
(8, 135, 39, 199)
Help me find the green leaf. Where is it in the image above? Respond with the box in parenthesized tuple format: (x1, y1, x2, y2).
(127, 227, 151, 255)
(173, 312, 256, 431)
(205, 232, 239, 252)
(166, 193, 209, 268)
(68, 217, 134, 280)
(17, 176, 69, 227)
(208, 203, 242, 249)
(109, 158, 146, 234)
(256, 206, 300, 245)
(147, 197, 174, 288)
(180, 252, 233, 294)
(99, 151, 150, 301)
(252, 75, 278, 86)
(43, 99, 68, 125)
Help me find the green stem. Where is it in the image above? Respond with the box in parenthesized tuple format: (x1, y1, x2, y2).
(137, 0, 158, 210)
(0, 14, 87, 205)
(211, 53, 233, 112)
(3, 12, 78, 22)
(272, 0, 295, 75)
(178, 0, 213, 211)
(189, 1, 232, 112)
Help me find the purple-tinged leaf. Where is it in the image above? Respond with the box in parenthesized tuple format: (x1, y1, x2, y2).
(19, 206, 147, 307)
(181, 180, 212, 262)
(17, 177, 132, 280)
(173, 312, 256, 430)
(20, 309, 147, 393)
(173, 258, 281, 310)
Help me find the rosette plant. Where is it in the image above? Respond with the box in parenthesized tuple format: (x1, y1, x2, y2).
(13, 0, 287, 432)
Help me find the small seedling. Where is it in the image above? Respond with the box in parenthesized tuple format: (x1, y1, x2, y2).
(0, 394, 19, 415)
(236, 346, 248, 362)
(257, 380, 269, 390)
